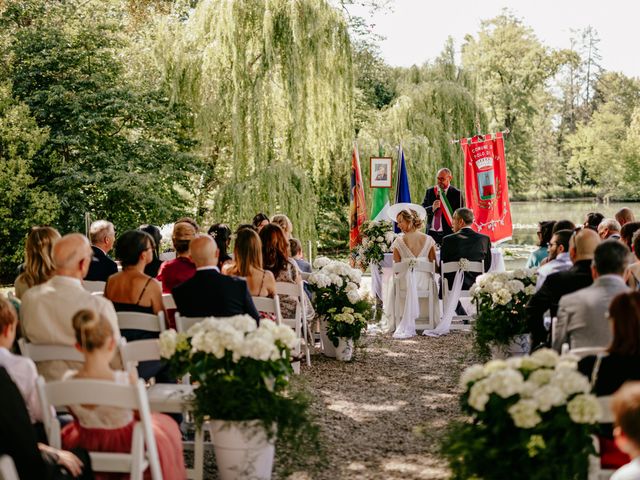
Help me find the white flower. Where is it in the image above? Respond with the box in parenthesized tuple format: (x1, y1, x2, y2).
(376, 236, 384, 242)
(520, 356, 542, 371)
(509, 399, 542, 428)
(159, 329, 178, 358)
(258, 319, 299, 351)
(458, 258, 470, 270)
(308, 273, 331, 288)
(483, 359, 508, 374)
(384, 231, 396, 244)
(550, 368, 590, 396)
(459, 364, 486, 388)
(468, 380, 491, 411)
(528, 368, 554, 386)
(525, 285, 536, 295)
(224, 315, 258, 333)
(313, 256, 331, 269)
(345, 282, 358, 292)
(329, 274, 344, 288)
(520, 381, 538, 398)
(506, 357, 523, 369)
(530, 349, 559, 368)
(506, 279, 525, 294)
(532, 385, 566, 412)
(567, 394, 601, 424)
(485, 369, 524, 398)
(347, 289, 361, 304)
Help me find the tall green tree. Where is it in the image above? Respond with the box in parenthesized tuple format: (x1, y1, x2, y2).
(1, 0, 200, 234)
(461, 12, 569, 190)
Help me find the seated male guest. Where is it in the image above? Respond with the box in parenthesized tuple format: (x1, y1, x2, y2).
(615, 207, 635, 228)
(20, 234, 119, 381)
(173, 235, 260, 321)
(440, 208, 491, 292)
(552, 240, 630, 352)
(526, 228, 600, 350)
(85, 220, 117, 282)
(598, 218, 622, 240)
(535, 229, 573, 290)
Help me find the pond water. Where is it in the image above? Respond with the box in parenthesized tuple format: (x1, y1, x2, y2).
(501, 200, 638, 269)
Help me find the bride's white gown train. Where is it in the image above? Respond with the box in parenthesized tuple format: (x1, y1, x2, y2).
(388, 235, 436, 339)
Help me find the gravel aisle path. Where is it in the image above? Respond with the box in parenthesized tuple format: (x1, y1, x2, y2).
(280, 331, 479, 480)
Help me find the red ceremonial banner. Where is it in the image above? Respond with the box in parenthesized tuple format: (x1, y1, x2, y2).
(349, 143, 367, 249)
(461, 132, 513, 244)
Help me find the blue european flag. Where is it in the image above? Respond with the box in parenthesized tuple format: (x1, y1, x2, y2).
(394, 146, 411, 232)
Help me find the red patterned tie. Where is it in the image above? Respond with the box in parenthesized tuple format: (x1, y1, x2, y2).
(433, 208, 442, 230)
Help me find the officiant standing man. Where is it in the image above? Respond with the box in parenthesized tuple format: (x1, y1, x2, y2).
(421, 168, 464, 245)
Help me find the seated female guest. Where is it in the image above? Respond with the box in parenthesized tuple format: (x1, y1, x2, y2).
(271, 214, 293, 241)
(625, 232, 640, 290)
(260, 224, 314, 320)
(208, 223, 233, 270)
(526, 221, 555, 269)
(578, 291, 640, 470)
(252, 213, 269, 232)
(62, 310, 186, 480)
(224, 228, 276, 297)
(139, 224, 163, 278)
(14, 226, 61, 299)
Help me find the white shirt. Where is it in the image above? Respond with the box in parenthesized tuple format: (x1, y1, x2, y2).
(0, 347, 46, 423)
(612, 458, 640, 480)
(535, 252, 573, 290)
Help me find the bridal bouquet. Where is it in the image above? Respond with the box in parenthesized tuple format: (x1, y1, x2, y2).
(470, 269, 537, 357)
(443, 349, 600, 480)
(308, 257, 372, 344)
(351, 220, 396, 271)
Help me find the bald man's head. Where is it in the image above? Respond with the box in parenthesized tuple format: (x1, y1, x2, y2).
(190, 234, 219, 268)
(53, 233, 93, 279)
(570, 228, 600, 262)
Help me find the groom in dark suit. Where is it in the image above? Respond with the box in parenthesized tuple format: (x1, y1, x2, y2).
(440, 208, 492, 292)
(172, 235, 259, 322)
(421, 168, 463, 246)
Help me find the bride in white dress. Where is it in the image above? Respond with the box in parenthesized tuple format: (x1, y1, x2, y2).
(388, 204, 437, 339)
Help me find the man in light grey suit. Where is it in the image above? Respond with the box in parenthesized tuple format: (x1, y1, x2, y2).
(552, 239, 630, 352)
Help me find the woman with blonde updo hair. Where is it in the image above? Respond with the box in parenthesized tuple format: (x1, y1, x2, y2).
(61, 309, 186, 480)
(271, 214, 293, 241)
(14, 226, 61, 299)
(388, 203, 436, 339)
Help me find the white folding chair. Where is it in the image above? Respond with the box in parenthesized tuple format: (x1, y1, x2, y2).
(37, 377, 162, 480)
(175, 314, 207, 333)
(569, 346, 607, 359)
(119, 338, 161, 369)
(392, 259, 437, 330)
(0, 455, 19, 480)
(116, 311, 166, 333)
(441, 259, 484, 329)
(83, 280, 106, 294)
(275, 282, 311, 367)
(251, 295, 284, 325)
(161, 293, 176, 310)
(588, 395, 616, 480)
(299, 271, 311, 282)
(18, 338, 85, 363)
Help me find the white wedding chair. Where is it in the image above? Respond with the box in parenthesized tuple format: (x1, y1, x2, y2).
(37, 377, 162, 480)
(83, 280, 106, 294)
(175, 314, 207, 333)
(251, 295, 284, 326)
(299, 271, 311, 282)
(18, 338, 84, 364)
(569, 346, 607, 359)
(0, 455, 19, 480)
(275, 282, 311, 367)
(392, 259, 438, 330)
(441, 259, 484, 330)
(117, 311, 166, 333)
(161, 293, 176, 310)
(588, 395, 615, 480)
(119, 338, 161, 370)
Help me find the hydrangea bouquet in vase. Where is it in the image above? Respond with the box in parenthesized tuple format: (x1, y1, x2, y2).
(351, 220, 396, 273)
(308, 257, 373, 360)
(159, 315, 318, 480)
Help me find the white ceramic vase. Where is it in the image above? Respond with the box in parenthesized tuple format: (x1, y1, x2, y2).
(320, 320, 336, 357)
(335, 337, 354, 362)
(490, 334, 531, 360)
(208, 420, 276, 480)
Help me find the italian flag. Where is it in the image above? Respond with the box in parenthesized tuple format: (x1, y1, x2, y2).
(434, 185, 454, 227)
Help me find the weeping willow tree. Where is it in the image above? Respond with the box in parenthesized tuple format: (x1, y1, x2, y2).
(156, 0, 354, 245)
(358, 45, 486, 211)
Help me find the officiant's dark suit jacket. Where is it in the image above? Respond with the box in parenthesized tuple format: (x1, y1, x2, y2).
(525, 259, 594, 350)
(440, 227, 491, 290)
(421, 185, 463, 242)
(85, 245, 118, 281)
(172, 269, 260, 321)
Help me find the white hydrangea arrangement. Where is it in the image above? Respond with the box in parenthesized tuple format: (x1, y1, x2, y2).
(351, 220, 396, 272)
(308, 257, 372, 346)
(470, 269, 538, 357)
(443, 349, 600, 479)
(324, 306, 368, 347)
(159, 315, 303, 428)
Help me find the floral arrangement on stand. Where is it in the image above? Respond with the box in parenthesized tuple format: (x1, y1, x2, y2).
(470, 269, 538, 358)
(442, 349, 601, 480)
(351, 220, 396, 272)
(308, 257, 373, 360)
(159, 315, 319, 479)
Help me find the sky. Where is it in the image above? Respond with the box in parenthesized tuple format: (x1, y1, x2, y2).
(358, 0, 640, 78)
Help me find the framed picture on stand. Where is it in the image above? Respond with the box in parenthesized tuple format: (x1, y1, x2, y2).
(370, 157, 393, 188)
